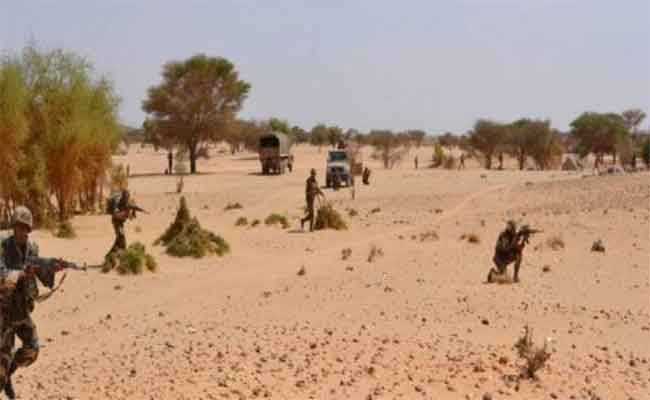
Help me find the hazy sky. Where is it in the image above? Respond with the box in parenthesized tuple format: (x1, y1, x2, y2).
(1, 0, 648, 133)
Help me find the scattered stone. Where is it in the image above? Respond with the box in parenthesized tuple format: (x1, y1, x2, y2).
(591, 240, 605, 253)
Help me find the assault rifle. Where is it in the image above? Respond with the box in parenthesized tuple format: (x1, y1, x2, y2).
(125, 203, 148, 218)
(25, 256, 87, 288)
(516, 225, 543, 246)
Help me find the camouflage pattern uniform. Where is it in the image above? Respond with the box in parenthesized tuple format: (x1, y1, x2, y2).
(301, 169, 321, 232)
(488, 220, 523, 282)
(0, 207, 56, 397)
(107, 190, 130, 260)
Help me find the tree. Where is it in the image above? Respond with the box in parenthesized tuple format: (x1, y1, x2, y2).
(570, 112, 629, 164)
(291, 125, 309, 144)
(142, 54, 250, 174)
(269, 117, 290, 134)
(368, 130, 406, 168)
(438, 132, 459, 149)
(310, 124, 329, 150)
(468, 120, 508, 169)
(621, 108, 646, 135)
(406, 130, 426, 148)
(327, 125, 344, 147)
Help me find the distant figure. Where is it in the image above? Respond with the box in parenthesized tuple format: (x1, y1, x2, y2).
(458, 153, 466, 170)
(414, 155, 419, 170)
(332, 170, 341, 191)
(350, 174, 356, 200)
(167, 151, 173, 175)
(362, 167, 371, 185)
(487, 221, 541, 283)
(498, 152, 504, 170)
(300, 169, 323, 232)
(631, 153, 637, 169)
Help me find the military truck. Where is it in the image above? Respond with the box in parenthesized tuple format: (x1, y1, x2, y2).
(325, 149, 352, 187)
(259, 132, 293, 175)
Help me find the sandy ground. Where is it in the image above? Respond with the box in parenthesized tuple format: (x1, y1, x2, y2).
(6, 144, 649, 400)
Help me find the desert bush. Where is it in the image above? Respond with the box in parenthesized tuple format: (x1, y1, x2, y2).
(224, 202, 243, 211)
(514, 325, 552, 379)
(342, 248, 352, 260)
(314, 204, 347, 231)
(546, 235, 564, 250)
(370, 207, 381, 214)
(432, 143, 446, 168)
(460, 232, 481, 244)
(54, 220, 76, 239)
(102, 242, 157, 275)
(348, 208, 359, 217)
(235, 217, 248, 227)
(155, 196, 230, 258)
(367, 244, 384, 263)
(251, 219, 261, 227)
(419, 230, 439, 242)
(265, 213, 289, 229)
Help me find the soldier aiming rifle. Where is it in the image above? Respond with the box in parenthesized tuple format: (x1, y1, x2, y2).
(488, 221, 542, 283)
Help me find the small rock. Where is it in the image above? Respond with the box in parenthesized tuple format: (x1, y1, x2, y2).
(591, 240, 605, 252)
(481, 319, 489, 326)
(297, 265, 306, 276)
(483, 393, 493, 400)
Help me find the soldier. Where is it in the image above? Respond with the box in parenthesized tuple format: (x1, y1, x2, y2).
(498, 152, 504, 170)
(0, 207, 61, 399)
(487, 220, 528, 283)
(106, 189, 132, 264)
(300, 169, 323, 232)
(332, 170, 341, 191)
(362, 167, 371, 185)
(167, 151, 173, 175)
(414, 155, 419, 170)
(458, 153, 466, 170)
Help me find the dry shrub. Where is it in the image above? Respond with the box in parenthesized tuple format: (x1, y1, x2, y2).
(370, 207, 381, 214)
(54, 220, 76, 239)
(251, 219, 261, 227)
(460, 232, 481, 244)
(265, 213, 289, 229)
(367, 244, 384, 263)
(348, 208, 359, 217)
(155, 196, 230, 258)
(515, 325, 552, 379)
(419, 230, 439, 242)
(546, 235, 564, 251)
(314, 204, 347, 231)
(224, 202, 243, 211)
(342, 248, 352, 260)
(103, 242, 157, 275)
(235, 217, 248, 227)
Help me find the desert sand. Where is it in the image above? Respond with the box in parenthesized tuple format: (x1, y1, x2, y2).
(8, 145, 649, 400)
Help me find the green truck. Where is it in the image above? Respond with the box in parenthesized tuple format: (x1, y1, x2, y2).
(259, 132, 293, 175)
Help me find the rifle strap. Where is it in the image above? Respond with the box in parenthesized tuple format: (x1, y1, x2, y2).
(35, 272, 68, 303)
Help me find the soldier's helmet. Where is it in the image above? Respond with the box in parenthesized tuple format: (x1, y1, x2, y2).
(506, 220, 517, 233)
(12, 206, 33, 231)
(310, 168, 316, 176)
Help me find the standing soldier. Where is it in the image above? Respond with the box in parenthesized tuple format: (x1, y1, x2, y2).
(498, 152, 504, 170)
(301, 169, 323, 232)
(105, 189, 132, 264)
(0, 206, 61, 399)
(332, 170, 341, 191)
(458, 153, 466, 170)
(414, 155, 419, 169)
(167, 151, 173, 175)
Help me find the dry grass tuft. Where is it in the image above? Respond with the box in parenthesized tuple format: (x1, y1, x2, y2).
(314, 204, 348, 231)
(514, 325, 552, 379)
(546, 235, 564, 250)
(460, 232, 481, 244)
(367, 244, 384, 263)
(341, 248, 352, 260)
(419, 230, 439, 242)
(224, 202, 243, 211)
(265, 213, 289, 229)
(348, 208, 359, 217)
(235, 217, 248, 227)
(251, 219, 261, 227)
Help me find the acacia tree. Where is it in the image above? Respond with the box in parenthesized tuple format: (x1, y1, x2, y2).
(570, 112, 629, 164)
(310, 124, 329, 150)
(143, 54, 250, 174)
(621, 108, 646, 136)
(406, 130, 426, 148)
(368, 130, 406, 168)
(468, 120, 508, 169)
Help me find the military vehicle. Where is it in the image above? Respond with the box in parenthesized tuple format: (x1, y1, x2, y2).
(259, 132, 293, 175)
(326, 150, 352, 187)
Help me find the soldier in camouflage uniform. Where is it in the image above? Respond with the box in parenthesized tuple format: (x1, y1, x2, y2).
(0, 206, 59, 399)
(301, 169, 323, 232)
(106, 189, 132, 263)
(487, 220, 525, 283)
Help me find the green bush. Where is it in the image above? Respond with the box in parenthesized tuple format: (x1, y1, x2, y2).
(265, 213, 289, 229)
(314, 204, 347, 231)
(54, 220, 76, 239)
(102, 242, 157, 275)
(156, 196, 230, 258)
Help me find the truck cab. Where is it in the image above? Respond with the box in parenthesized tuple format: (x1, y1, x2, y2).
(326, 150, 351, 187)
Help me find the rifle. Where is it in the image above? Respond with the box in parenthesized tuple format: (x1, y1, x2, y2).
(125, 204, 148, 218)
(25, 256, 87, 289)
(516, 226, 543, 246)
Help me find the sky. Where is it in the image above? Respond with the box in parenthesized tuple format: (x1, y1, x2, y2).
(1, 0, 648, 133)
